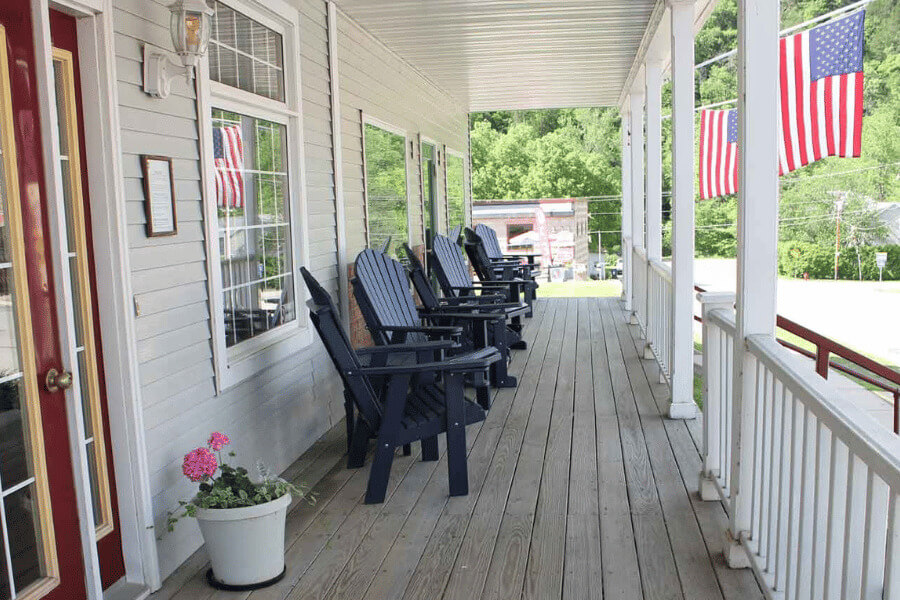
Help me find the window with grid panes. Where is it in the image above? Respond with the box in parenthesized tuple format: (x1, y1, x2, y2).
(207, 2, 297, 349)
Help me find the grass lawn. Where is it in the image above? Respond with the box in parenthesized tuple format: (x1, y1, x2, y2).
(538, 280, 623, 298)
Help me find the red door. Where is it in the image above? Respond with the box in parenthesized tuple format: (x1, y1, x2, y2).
(0, 2, 88, 599)
(48, 10, 126, 590)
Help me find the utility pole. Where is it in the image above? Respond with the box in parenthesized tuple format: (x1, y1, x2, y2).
(833, 196, 845, 280)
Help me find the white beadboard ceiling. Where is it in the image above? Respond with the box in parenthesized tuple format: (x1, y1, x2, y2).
(330, 0, 666, 111)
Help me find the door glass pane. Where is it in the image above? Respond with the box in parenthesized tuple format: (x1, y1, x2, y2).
(52, 53, 112, 537)
(4, 485, 40, 593)
(0, 378, 30, 490)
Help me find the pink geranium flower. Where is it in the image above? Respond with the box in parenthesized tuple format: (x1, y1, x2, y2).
(207, 432, 230, 451)
(182, 447, 218, 482)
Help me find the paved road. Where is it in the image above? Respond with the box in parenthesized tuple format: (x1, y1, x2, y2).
(694, 258, 900, 366)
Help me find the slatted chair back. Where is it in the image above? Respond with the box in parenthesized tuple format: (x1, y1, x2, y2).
(353, 249, 427, 345)
(448, 224, 462, 245)
(431, 233, 474, 296)
(475, 223, 504, 260)
(300, 267, 382, 429)
(464, 227, 502, 282)
(402, 244, 442, 311)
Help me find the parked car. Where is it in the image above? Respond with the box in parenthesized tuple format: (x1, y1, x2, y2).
(611, 259, 624, 278)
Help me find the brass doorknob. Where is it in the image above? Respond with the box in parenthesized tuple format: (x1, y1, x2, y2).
(45, 368, 73, 393)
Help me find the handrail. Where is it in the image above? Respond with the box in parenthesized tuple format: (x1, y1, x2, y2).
(694, 284, 900, 433)
(748, 334, 900, 489)
(649, 259, 672, 283)
(706, 307, 736, 337)
(633, 245, 648, 262)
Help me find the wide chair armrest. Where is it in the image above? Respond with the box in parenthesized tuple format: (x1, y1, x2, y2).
(360, 347, 500, 376)
(422, 311, 506, 321)
(369, 324, 462, 336)
(439, 294, 506, 304)
(355, 339, 459, 356)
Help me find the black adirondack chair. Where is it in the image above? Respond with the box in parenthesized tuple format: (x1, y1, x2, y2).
(353, 248, 518, 404)
(403, 243, 527, 338)
(301, 267, 499, 504)
(430, 233, 534, 317)
(464, 228, 537, 315)
(475, 223, 541, 278)
(467, 226, 539, 283)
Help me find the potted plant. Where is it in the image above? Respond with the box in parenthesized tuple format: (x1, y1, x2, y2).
(168, 432, 315, 590)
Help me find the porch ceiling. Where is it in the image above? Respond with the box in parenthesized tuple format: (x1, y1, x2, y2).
(330, 0, 662, 111)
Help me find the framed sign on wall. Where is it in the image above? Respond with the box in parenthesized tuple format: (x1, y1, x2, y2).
(141, 155, 177, 237)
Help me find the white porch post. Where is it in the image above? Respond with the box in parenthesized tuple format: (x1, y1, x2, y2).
(644, 59, 663, 358)
(667, 0, 698, 420)
(629, 88, 645, 324)
(644, 60, 663, 263)
(724, 0, 781, 568)
(621, 101, 633, 310)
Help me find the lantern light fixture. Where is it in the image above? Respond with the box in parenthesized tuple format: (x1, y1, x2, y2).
(143, 0, 214, 98)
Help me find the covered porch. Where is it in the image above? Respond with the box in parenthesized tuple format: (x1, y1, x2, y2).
(152, 297, 762, 600)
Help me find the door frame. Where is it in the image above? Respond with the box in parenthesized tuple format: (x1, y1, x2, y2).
(29, 0, 159, 595)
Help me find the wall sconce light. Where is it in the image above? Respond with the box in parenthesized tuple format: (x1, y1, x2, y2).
(143, 0, 214, 98)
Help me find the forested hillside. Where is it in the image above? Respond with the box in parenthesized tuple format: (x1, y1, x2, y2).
(469, 0, 900, 279)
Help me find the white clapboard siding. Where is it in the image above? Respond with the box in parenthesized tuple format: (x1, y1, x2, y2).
(108, 0, 471, 580)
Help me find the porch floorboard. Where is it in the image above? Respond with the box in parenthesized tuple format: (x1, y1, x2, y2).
(151, 297, 762, 600)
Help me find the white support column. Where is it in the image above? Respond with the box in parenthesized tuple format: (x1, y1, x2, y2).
(725, 0, 781, 569)
(668, 0, 698, 420)
(645, 60, 663, 263)
(629, 88, 645, 324)
(621, 102, 633, 309)
(644, 59, 663, 357)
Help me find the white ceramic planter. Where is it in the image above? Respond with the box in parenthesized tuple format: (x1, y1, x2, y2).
(195, 492, 291, 587)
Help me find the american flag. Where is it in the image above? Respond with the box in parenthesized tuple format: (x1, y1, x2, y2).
(779, 10, 865, 175)
(699, 109, 738, 200)
(213, 124, 244, 208)
(698, 11, 866, 199)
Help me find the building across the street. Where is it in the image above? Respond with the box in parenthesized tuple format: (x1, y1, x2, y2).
(473, 198, 590, 280)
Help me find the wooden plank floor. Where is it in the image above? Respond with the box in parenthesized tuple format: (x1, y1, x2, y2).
(152, 298, 763, 600)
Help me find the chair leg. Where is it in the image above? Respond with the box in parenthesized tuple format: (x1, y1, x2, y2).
(402, 443, 412, 456)
(476, 385, 492, 410)
(444, 373, 469, 497)
(422, 436, 439, 461)
(365, 440, 396, 504)
(348, 420, 371, 469)
(524, 285, 534, 317)
(489, 319, 517, 388)
(344, 391, 355, 453)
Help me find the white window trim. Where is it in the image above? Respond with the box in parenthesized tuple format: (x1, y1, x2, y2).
(361, 114, 411, 250)
(198, 0, 312, 392)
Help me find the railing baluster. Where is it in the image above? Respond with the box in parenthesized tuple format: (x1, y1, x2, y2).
(751, 361, 765, 543)
(758, 367, 773, 560)
(840, 453, 866, 600)
(824, 437, 848, 600)
(860, 470, 889, 599)
(775, 388, 793, 591)
(793, 406, 815, 600)
(885, 493, 899, 600)
(766, 380, 785, 576)
(810, 422, 830, 600)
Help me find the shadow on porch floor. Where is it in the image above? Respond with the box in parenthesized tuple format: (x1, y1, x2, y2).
(151, 297, 762, 600)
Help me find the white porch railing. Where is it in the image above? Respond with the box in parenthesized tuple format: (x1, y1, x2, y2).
(631, 246, 648, 331)
(646, 259, 673, 379)
(698, 293, 900, 599)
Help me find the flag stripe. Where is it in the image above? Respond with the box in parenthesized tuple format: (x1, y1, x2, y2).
(793, 33, 809, 167)
(779, 37, 797, 173)
(852, 70, 864, 155)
